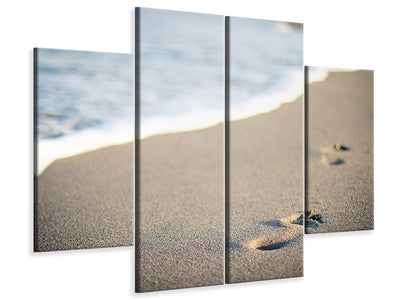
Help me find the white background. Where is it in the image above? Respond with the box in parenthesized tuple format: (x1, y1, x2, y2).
(0, 0, 398, 299)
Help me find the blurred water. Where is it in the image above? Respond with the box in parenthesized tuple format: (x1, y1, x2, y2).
(36, 48, 133, 174)
(229, 17, 304, 120)
(139, 10, 306, 139)
(36, 16, 315, 174)
(37, 49, 133, 139)
(139, 8, 224, 138)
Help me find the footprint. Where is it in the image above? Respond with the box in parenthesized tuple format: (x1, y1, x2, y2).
(320, 144, 350, 153)
(322, 155, 345, 166)
(280, 210, 324, 229)
(320, 143, 350, 166)
(246, 211, 324, 251)
(303, 209, 324, 229)
(246, 235, 294, 251)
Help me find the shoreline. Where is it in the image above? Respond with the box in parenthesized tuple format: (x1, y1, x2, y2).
(34, 71, 371, 286)
(37, 68, 359, 175)
(37, 118, 134, 175)
(37, 139, 134, 176)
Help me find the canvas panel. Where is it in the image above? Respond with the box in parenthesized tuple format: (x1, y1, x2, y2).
(305, 66, 374, 233)
(226, 16, 304, 283)
(135, 8, 224, 292)
(34, 48, 134, 251)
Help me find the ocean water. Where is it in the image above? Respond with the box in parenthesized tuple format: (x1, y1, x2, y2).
(35, 25, 350, 175)
(139, 8, 224, 138)
(139, 11, 308, 141)
(36, 48, 133, 174)
(229, 17, 304, 120)
(307, 66, 359, 83)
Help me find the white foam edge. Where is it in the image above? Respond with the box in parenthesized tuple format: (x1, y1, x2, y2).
(140, 108, 224, 139)
(307, 66, 360, 84)
(37, 120, 134, 176)
(37, 67, 359, 175)
(230, 69, 304, 121)
(231, 67, 360, 121)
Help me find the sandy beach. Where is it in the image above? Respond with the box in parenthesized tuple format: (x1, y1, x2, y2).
(135, 124, 224, 292)
(34, 142, 133, 251)
(34, 71, 373, 287)
(306, 70, 374, 233)
(227, 91, 304, 283)
(136, 89, 304, 289)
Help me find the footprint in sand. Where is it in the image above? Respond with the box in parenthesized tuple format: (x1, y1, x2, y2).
(320, 143, 350, 166)
(321, 156, 345, 166)
(246, 210, 324, 251)
(321, 144, 350, 152)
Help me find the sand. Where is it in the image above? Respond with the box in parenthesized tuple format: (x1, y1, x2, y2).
(34, 71, 373, 289)
(35, 88, 304, 286)
(34, 142, 133, 251)
(227, 92, 304, 283)
(135, 124, 225, 292)
(306, 70, 374, 233)
(136, 90, 304, 289)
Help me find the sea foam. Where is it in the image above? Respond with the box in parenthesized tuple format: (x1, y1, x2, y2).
(37, 119, 133, 175)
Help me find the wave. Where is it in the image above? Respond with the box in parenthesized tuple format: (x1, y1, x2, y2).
(37, 119, 133, 175)
(141, 109, 223, 139)
(230, 69, 303, 121)
(37, 67, 360, 175)
(307, 66, 359, 84)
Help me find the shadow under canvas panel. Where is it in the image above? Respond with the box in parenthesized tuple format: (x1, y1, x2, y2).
(305, 67, 374, 233)
(135, 8, 224, 292)
(225, 17, 304, 283)
(34, 48, 134, 251)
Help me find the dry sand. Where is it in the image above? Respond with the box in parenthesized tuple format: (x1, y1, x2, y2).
(137, 91, 304, 289)
(34, 142, 133, 251)
(306, 70, 374, 233)
(135, 124, 224, 292)
(227, 92, 304, 283)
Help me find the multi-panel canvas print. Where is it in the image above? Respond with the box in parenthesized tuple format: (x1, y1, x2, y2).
(305, 67, 374, 233)
(134, 8, 224, 292)
(225, 17, 304, 283)
(34, 48, 134, 251)
(32, 7, 375, 294)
